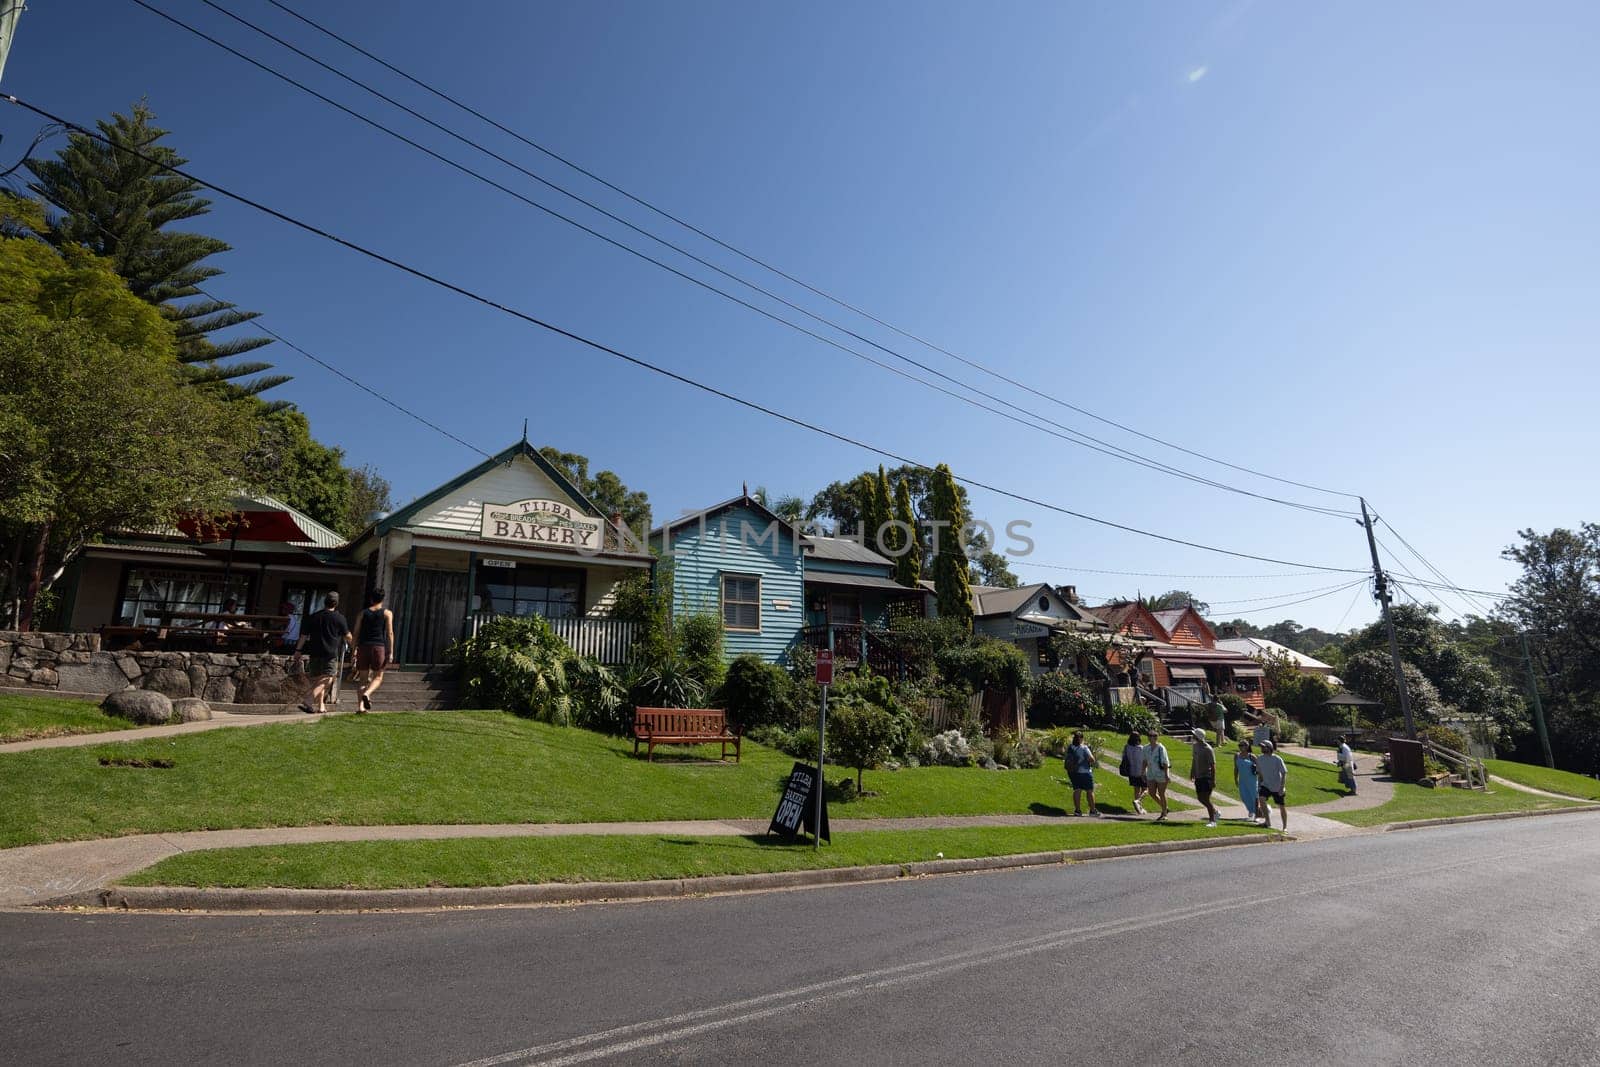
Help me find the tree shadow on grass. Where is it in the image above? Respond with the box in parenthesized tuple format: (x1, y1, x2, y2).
(357, 716, 532, 744)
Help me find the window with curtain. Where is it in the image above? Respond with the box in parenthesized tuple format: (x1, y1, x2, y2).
(118, 568, 252, 626)
(722, 574, 761, 631)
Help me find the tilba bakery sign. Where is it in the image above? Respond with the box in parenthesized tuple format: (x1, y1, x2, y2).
(479, 499, 603, 551)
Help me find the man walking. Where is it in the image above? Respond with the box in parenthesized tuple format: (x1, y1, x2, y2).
(1064, 731, 1100, 817)
(1256, 740, 1290, 831)
(1191, 728, 1220, 827)
(292, 591, 351, 715)
(1337, 734, 1358, 796)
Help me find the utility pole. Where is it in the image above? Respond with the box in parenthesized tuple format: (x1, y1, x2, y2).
(1360, 498, 1415, 738)
(1518, 631, 1554, 769)
(0, 2, 26, 86)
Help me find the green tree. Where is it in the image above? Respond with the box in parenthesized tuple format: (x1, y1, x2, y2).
(1342, 602, 1524, 735)
(343, 463, 394, 537)
(538, 446, 651, 539)
(1501, 525, 1600, 771)
(1143, 589, 1210, 614)
(929, 464, 972, 628)
(890, 477, 922, 587)
(25, 104, 285, 400)
(253, 409, 352, 536)
(0, 308, 261, 628)
(828, 697, 899, 792)
(863, 466, 893, 556)
(970, 529, 1019, 588)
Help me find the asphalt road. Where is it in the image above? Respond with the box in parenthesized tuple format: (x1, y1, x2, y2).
(4, 814, 1598, 1066)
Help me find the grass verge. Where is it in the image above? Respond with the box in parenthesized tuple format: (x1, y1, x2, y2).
(123, 822, 1264, 889)
(0, 712, 1181, 848)
(0, 692, 136, 744)
(1483, 759, 1600, 801)
(1324, 782, 1581, 827)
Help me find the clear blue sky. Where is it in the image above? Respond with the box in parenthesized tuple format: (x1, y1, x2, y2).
(4, 0, 1596, 630)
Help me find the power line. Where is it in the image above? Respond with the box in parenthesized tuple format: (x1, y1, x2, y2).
(1333, 579, 1369, 630)
(1009, 561, 1333, 580)
(1204, 581, 1368, 607)
(1215, 579, 1371, 617)
(192, 286, 491, 459)
(1377, 516, 1503, 614)
(132, 0, 1357, 520)
(267, 0, 1365, 504)
(2, 91, 1372, 576)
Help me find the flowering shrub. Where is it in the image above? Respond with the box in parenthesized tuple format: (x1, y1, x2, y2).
(921, 729, 974, 767)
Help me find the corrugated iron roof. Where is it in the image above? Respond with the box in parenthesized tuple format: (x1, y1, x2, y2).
(803, 536, 894, 567)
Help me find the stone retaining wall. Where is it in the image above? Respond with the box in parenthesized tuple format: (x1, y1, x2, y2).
(0, 631, 304, 704)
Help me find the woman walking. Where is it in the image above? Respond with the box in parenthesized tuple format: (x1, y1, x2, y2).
(1233, 739, 1260, 821)
(352, 588, 395, 713)
(1120, 730, 1148, 815)
(1143, 728, 1171, 822)
(1064, 731, 1100, 817)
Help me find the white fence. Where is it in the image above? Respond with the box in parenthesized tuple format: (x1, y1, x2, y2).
(470, 613, 637, 665)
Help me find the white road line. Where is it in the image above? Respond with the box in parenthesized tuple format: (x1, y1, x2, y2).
(452, 836, 1582, 1066)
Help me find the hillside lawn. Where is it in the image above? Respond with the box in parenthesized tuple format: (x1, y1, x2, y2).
(1483, 759, 1600, 801)
(0, 711, 1188, 849)
(124, 821, 1264, 889)
(0, 692, 137, 744)
(1325, 783, 1581, 827)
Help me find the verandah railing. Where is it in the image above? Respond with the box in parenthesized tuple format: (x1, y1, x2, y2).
(469, 612, 637, 666)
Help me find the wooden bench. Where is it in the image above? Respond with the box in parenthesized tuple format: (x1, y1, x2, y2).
(632, 708, 742, 763)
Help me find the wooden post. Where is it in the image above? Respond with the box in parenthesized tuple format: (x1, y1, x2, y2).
(462, 551, 477, 640)
(397, 546, 418, 664)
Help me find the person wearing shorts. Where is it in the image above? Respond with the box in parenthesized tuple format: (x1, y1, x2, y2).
(352, 588, 395, 713)
(1121, 731, 1148, 814)
(1144, 729, 1171, 821)
(292, 592, 351, 714)
(1064, 731, 1100, 817)
(1256, 740, 1290, 830)
(1191, 727, 1220, 827)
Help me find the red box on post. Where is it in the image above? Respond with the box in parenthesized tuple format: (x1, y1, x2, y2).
(815, 650, 833, 686)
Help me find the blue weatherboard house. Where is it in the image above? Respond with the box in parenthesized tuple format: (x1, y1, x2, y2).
(653, 491, 926, 668)
(651, 493, 806, 663)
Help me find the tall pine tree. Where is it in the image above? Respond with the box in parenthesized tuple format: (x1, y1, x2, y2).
(25, 104, 288, 403)
(865, 465, 894, 556)
(929, 464, 972, 628)
(891, 476, 922, 587)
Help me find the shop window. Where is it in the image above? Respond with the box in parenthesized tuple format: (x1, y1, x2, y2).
(722, 575, 761, 632)
(828, 593, 861, 626)
(475, 562, 583, 620)
(118, 568, 252, 626)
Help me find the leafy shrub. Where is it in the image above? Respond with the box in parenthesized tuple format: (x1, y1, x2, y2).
(567, 655, 629, 734)
(885, 616, 973, 677)
(993, 728, 1044, 770)
(936, 638, 1033, 696)
(1263, 711, 1306, 746)
(452, 615, 573, 723)
(718, 654, 796, 729)
(627, 649, 706, 711)
(676, 612, 726, 691)
(1038, 726, 1077, 758)
(1028, 671, 1100, 728)
(1418, 722, 1471, 756)
(828, 699, 899, 790)
(1217, 692, 1251, 721)
(922, 729, 974, 767)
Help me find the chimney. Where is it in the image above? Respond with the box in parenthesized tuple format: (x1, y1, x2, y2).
(1219, 624, 1240, 638)
(1061, 585, 1079, 604)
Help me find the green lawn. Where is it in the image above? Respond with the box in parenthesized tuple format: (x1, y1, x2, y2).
(123, 821, 1264, 889)
(1085, 732, 1343, 803)
(0, 712, 1179, 848)
(1483, 759, 1600, 801)
(0, 692, 137, 744)
(1325, 782, 1581, 827)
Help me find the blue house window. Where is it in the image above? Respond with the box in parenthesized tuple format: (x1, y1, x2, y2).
(722, 574, 761, 632)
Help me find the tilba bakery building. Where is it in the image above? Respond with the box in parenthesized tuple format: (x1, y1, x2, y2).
(59, 440, 653, 666)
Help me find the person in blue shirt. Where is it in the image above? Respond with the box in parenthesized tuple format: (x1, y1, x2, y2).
(1064, 731, 1100, 817)
(1233, 739, 1260, 821)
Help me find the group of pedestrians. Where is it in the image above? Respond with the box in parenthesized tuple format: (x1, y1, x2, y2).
(1058, 726, 1308, 830)
(289, 589, 396, 715)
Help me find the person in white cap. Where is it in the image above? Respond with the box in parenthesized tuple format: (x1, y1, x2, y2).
(1190, 728, 1219, 827)
(1256, 740, 1290, 831)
